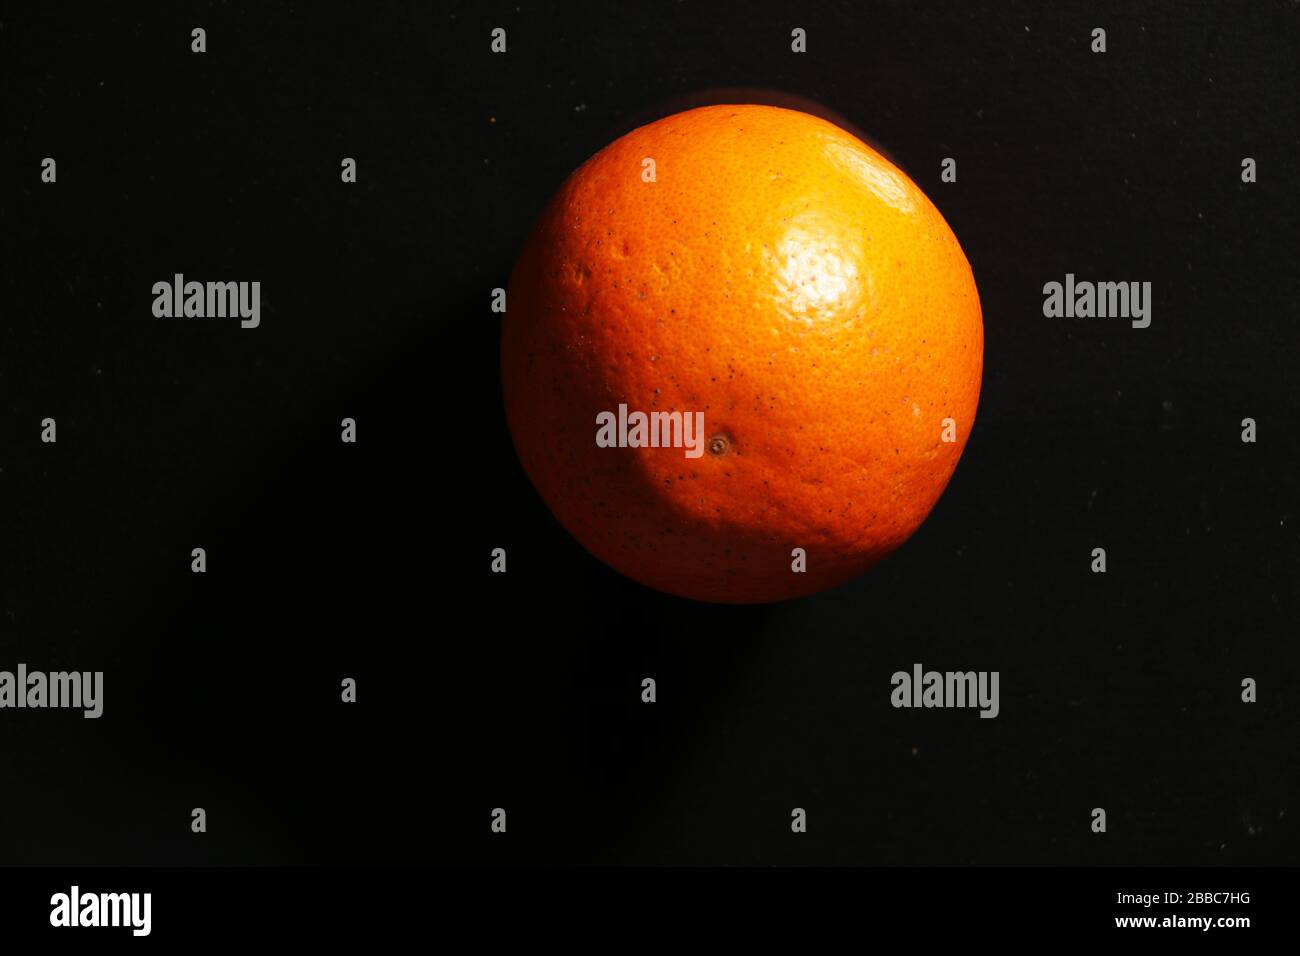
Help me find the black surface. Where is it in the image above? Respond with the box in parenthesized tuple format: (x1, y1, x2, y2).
(2, 1, 1297, 866)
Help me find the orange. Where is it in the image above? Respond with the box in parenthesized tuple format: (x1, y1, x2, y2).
(501, 104, 983, 603)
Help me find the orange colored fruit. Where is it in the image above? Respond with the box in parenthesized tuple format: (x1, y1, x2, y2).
(501, 104, 983, 603)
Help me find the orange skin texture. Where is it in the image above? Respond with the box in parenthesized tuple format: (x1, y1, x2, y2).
(502, 104, 983, 603)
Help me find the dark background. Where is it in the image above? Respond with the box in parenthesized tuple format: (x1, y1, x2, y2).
(1, 0, 1296, 866)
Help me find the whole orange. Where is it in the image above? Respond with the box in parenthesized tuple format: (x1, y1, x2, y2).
(501, 104, 982, 603)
